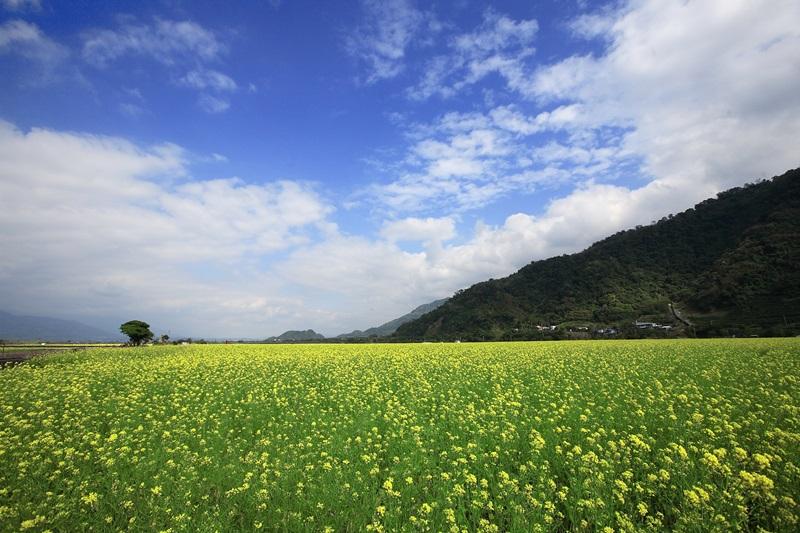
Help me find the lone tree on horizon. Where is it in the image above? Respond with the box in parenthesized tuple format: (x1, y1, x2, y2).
(120, 320, 154, 346)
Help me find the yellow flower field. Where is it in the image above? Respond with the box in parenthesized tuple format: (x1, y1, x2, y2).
(0, 339, 798, 531)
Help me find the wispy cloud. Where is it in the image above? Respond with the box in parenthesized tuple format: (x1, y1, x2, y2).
(345, 0, 441, 84)
(180, 68, 238, 113)
(407, 10, 538, 100)
(368, 0, 800, 216)
(82, 17, 224, 67)
(197, 94, 231, 114)
(2, 0, 41, 11)
(0, 19, 69, 82)
(81, 17, 238, 114)
(118, 102, 146, 118)
(179, 68, 238, 92)
(362, 101, 624, 213)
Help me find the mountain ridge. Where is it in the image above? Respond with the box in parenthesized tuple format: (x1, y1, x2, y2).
(336, 298, 449, 338)
(0, 310, 121, 342)
(394, 168, 800, 340)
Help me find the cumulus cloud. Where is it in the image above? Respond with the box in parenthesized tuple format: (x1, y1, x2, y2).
(345, 0, 440, 84)
(0, 120, 332, 337)
(277, 175, 708, 333)
(280, 0, 800, 331)
(380, 216, 456, 243)
(530, 0, 800, 189)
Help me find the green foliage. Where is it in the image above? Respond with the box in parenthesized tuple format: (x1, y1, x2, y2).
(119, 320, 154, 346)
(396, 168, 800, 340)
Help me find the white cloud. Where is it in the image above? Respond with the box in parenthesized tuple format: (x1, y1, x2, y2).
(118, 102, 146, 118)
(2, 0, 40, 11)
(380, 216, 456, 244)
(197, 94, 231, 114)
(490, 104, 581, 135)
(530, 0, 800, 189)
(407, 10, 538, 100)
(346, 0, 440, 84)
(180, 68, 238, 92)
(81, 17, 238, 112)
(5, 0, 799, 338)
(295, 0, 800, 332)
(370, 1, 800, 220)
(82, 18, 224, 67)
(363, 103, 621, 213)
(453, 10, 538, 54)
(277, 175, 705, 333)
(0, 120, 333, 337)
(118, 87, 147, 117)
(0, 19, 68, 76)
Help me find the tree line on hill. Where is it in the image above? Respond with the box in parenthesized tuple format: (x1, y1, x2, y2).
(393, 168, 800, 341)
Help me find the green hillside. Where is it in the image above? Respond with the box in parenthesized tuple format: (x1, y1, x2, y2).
(395, 168, 800, 340)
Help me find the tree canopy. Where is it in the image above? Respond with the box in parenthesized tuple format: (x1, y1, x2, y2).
(120, 320, 154, 346)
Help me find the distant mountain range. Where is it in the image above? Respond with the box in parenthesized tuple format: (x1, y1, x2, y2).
(0, 311, 121, 342)
(336, 298, 449, 338)
(395, 168, 800, 340)
(265, 329, 326, 342)
(263, 299, 450, 342)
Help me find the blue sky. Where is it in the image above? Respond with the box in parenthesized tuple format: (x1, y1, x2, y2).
(1, 0, 799, 337)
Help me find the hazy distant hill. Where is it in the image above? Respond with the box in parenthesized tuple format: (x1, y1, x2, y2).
(395, 168, 800, 340)
(337, 298, 449, 338)
(0, 310, 120, 342)
(265, 329, 325, 342)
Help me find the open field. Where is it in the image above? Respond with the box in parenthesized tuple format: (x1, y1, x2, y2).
(0, 344, 121, 350)
(0, 344, 122, 365)
(0, 339, 798, 531)
(0, 344, 120, 353)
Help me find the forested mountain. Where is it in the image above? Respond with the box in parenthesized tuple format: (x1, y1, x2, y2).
(395, 168, 800, 340)
(336, 298, 449, 338)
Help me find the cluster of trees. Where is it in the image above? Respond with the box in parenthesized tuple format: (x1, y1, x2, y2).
(119, 322, 214, 346)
